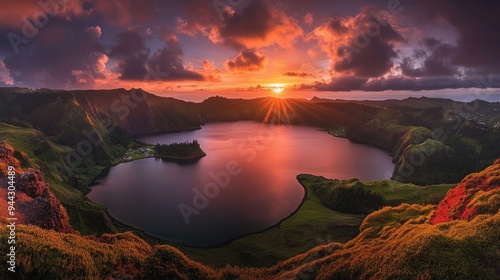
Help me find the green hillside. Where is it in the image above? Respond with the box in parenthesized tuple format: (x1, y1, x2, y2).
(1, 160, 498, 279)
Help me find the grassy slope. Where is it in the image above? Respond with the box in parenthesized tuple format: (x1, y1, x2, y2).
(365, 179, 454, 205)
(0, 123, 118, 235)
(2, 161, 498, 280)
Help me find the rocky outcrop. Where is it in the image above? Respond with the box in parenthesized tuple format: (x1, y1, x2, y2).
(0, 143, 74, 233)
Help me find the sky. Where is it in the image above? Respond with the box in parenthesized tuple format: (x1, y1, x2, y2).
(1, 0, 500, 96)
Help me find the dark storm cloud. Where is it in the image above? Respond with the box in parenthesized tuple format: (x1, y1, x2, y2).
(316, 76, 367, 91)
(218, 0, 301, 49)
(109, 29, 205, 81)
(1, 0, 500, 91)
(147, 41, 205, 81)
(108, 30, 149, 80)
(401, 38, 458, 77)
(3, 21, 105, 88)
(225, 49, 268, 72)
(417, 0, 500, 74)
(313, 8, 404, 77)
(176, 0, 302, 49)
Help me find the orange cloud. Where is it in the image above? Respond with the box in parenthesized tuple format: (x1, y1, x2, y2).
(0, 0, 88, 28)
(303, 12, 314, 26)
(202, 60, 222, 82)
(177, 0, 303, 50)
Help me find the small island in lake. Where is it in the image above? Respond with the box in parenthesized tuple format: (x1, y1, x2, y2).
(154, 140, 206, 162)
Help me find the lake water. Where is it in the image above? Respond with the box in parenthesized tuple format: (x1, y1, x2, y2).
(87, 121, 394, 247)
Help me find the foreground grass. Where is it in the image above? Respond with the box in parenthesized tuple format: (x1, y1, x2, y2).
(2, 159, 498, 279)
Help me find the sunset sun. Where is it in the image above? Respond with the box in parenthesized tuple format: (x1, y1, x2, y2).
(270, 84, 285, 94)
(273, 87, 284, 94)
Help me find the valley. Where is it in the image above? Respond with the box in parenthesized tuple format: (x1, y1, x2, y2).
(0, 87, 499, 278)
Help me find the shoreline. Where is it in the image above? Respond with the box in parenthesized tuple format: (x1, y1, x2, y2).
(100, 177, 309, 250)
(84, 124, 387, 250)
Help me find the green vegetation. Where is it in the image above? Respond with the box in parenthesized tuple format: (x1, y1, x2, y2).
(154, 140, 206, 161)
(307, 175, 385, 214)
(2, 160, 499, 279)
(364, 179, 454, 206)
(112, 144, 155, 165)
(0, 123, 118, 234)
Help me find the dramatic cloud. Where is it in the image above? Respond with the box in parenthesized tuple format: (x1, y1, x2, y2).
(3, 21, 106, 88)
(283, 72, 314, 78)
(146, 42, 205, 81)
(401, 38, 458, 77)
(109, 29, 205, 81)
(172, 0, 220, 36)
(1, 0, 500, 91)
(417, 0, 500, 74)
(177, 0, 303, 50)
(225, 50, 268, 72)
(0, 0, 89, 28)
(217, 0, 303, 49)
(108, 29, 150, 80)
(313, 8, 404, 77)
(201, 60, 222, 82)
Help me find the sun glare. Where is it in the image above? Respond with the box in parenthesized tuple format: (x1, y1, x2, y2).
(273, 87, 284, 94)
(270, 84, 285, 94)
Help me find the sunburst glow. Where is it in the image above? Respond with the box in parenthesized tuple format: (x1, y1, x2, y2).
(273, 87, 284, 94)
(270, 84, 285, 94)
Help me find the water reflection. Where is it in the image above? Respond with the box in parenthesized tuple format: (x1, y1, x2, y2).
(88, 121, 394, 246)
